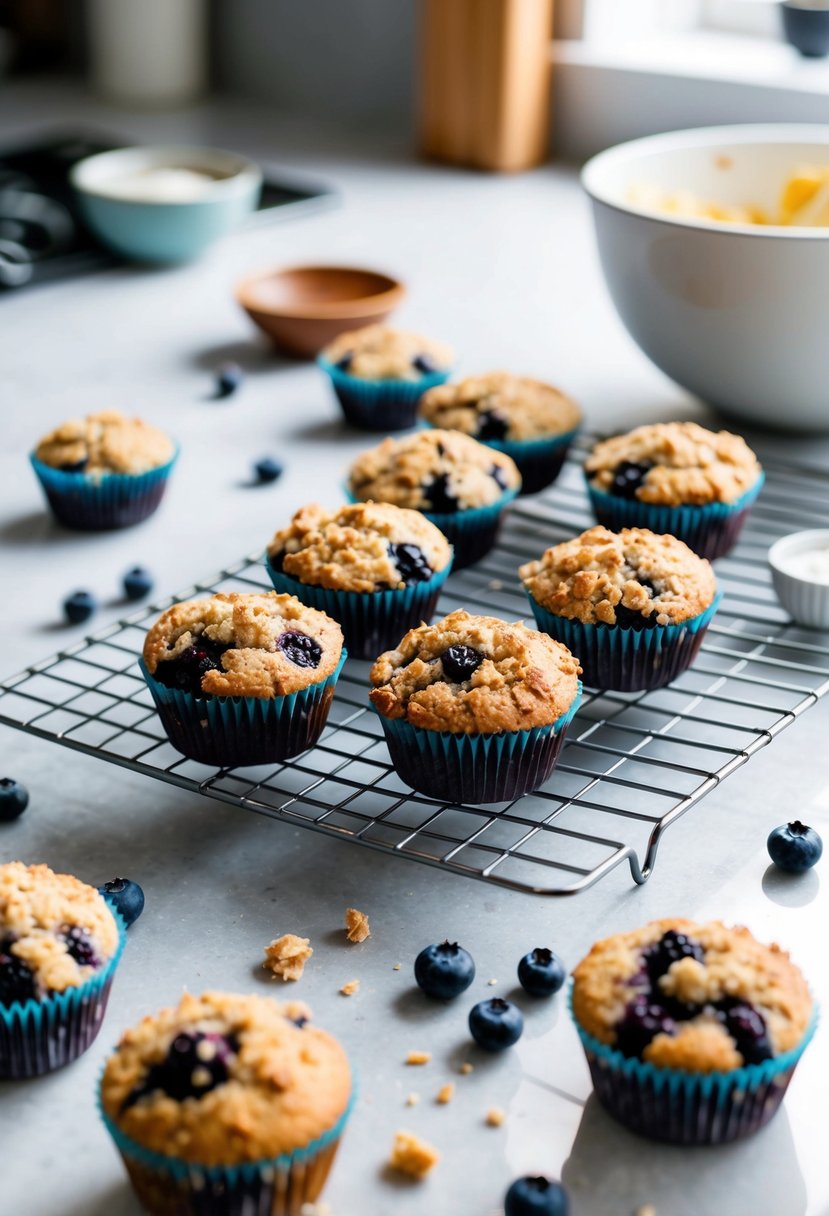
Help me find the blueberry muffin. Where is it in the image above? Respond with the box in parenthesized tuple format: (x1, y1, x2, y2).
(266, 502, 453, 658)
(0, 861, 124, 1078)
(31, 410, 178, 530)
(584, 422, 763, 559)
(140, 591, 346, 766)
(369, 609, 581, 803)
(419, 372, 582, 494)
(571, 918, 815, 1144)
(348, 429, 521, 568)
(318, 324, 454, 431)
(520, 526, 720, 691)
(100, 991, 353, 1215)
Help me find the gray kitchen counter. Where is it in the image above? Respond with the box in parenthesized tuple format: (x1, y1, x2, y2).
(0, 83, 826, 1216)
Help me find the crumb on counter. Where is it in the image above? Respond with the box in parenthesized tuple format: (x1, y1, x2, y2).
(634, 1207, 657, 1216)
(340, 979, 360, 996)
(263, 934, 313, 982)
(345, 907, 371, 943)
(485, 1107, 506, 1127)
(406, 1050, 432, 1066)
(487, 978, 498, 986)
(393, 963, 402, 971)
(459, 1062, 474, 1075)
(388, 1130, 440, 1179)
(406, 1092, 420, 1107)
(436, 1083, 455, 1105)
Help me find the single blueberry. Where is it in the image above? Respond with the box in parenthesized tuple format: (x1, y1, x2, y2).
(413, 353, 437, 375)
(0, 778, 29, 822)
(491, 463, 509, 492)
(609, 460, 653, 500)
(59, 458, 87, 473)
(254, 457, 284, 484)
(59, 925, 101, 969)
(477, 410, 509, 442)
(414, 941, 476, 1000)
(268, 549, 286, 573)
(517, 947, 566, 998)
(614, 998, 677, 1059)
(644, 930, 705, 985)
(612, 604, 658, 631)
(388, 542, 433, 586)
(421, 472, 457, 513)
(441, 644, 484, 682)
(767, 821, 823, 873)
(99, 877, 145, 929)
(716, 998, 773, 1065)
(63, 590, 96, 625)
(468, 997, 524, 1052)
(335, 353, 353, 372)
(277, 630, 322, 669)
(154, 638, 230, 696)
(215, 362, 244, 399)
(123, 567, 154, 601)
(124, 1031, 237, 1108)
(505, 1175, 570, 1216)
(0, 940, 37, 1006)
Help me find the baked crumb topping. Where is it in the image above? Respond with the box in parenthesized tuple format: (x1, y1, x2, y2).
(436, 1083, 455, 1104)
(263, 935, 313, 982)
(344, 908, 371, 944)
(388, 1130, 440, 1178)
(459, 1062, 473, 1075)
(406, 1050, 432, 1066)
(420, 371, 581, 442)
(485, 1107, 506, 1127)
(34, 410, 174, 476)
(323, 324, 453, 381)
(339, 979, 360, 997)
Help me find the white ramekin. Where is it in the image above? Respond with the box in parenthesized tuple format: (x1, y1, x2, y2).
(768, 529, 829, 629)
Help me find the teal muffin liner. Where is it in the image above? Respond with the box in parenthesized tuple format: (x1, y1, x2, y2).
(99, 1078, 356, 1215)
(525, 590, 723, 692)
(318, 356, 452, 431)
(375, 683, 581, 804)
(586, 472, 765, 561)
(30, 447, 179, 531)
(569, 985, 818, 1146)
(265, 556, 452, 660)
(0, 911, 126, 1079)
(139, 650, 347, 768)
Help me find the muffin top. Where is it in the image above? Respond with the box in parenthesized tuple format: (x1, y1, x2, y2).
(142, 592, 344, 699)
(100, 990, 352, 1166)
(348, 429, 521, 514)
(370, 609, 581, 734)
(34, 410, 175, 476)
(267, 501, 452, 593)
(322, 324, 454, 381)
(0, 861, 120, 1002)
(585, 421, 762, 507)
(572, 918, 813, 1073)
(519, 526, 717, 627)
(419, 372, 582, 443)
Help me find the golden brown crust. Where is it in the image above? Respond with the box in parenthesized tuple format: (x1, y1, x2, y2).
(263, 935, 313, 982)
(585, 422, 762, 507)
(388, 1130, 440, 1178)
(322, 324, 453, 380)
(369, 609, 581, 734)
(101, 991, 351, 1166)
(519, 526, 717, 626)
(142, 593, 344, 698)
(348, 429, 521, 513)
(419, 372, 582, 442)
(35, 410, 174, 476)
(572, 918, 813, 1072)
(267, 502, 452, 592)
(344, 908, 370, 943)
(0, 861, 119, 994)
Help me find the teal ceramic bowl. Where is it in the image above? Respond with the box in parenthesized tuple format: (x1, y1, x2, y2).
(70, 146, 262, 264)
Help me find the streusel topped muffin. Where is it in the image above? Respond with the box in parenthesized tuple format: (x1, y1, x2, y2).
(322, 324, 453, 381)
(419, 372, 582, 442)
(349, 429, 521, 514)
(519, 526, 717, 628)
(142, 592, 344, 698)
(35, 411, 174, 477)
(370, 609, 580, 734)
(100, 990, 352, 1166)
(268, 502, 452, 593)
(0, 861, 120, 1000)
(585, 422, 761, 507)
(572, 918, 812, 1072)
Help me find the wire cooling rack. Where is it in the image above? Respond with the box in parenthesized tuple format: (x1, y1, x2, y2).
(2, 443, 829, 896)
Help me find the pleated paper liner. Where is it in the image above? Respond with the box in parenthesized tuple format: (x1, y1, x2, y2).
(30, 448, 179, 531)
(318, 355, 452, 431)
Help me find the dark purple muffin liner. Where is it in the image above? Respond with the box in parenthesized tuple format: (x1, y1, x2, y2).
(30, 449, 179, 531)
(318, 356, 452, 431)
(139, 652, 346, 768)
(525, 591, 723, 692)
(0, 914, 126, 1080)
(570, 987, 818, 1146)
(586, 472, 765, 561)
(375, 684, 581, 804)
(265, 557, 452, 660)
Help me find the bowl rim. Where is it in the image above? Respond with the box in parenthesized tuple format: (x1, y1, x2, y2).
(70, 144, 263, 206)
(234, 262, 406, 319)
(582, 123, 829, 239)
(768, 528, 829, 585)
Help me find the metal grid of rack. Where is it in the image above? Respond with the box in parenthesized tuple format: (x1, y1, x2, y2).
(3, 443, 829, 896)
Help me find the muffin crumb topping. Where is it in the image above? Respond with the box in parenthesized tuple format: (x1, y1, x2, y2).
(420, 371, 581, 442)
(388, 1130, 440, 1178)
(323, 324, 453, 381)
(35, 410, 174, 477)
(263, 934, 313, 982)
(344, 907, 371, 944)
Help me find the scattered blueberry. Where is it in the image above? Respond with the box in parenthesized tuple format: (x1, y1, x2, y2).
(441, 645, 484, 682)
(413, 353, 437, 375)
(59, 925, 101, 968)
(477, 410, 509, 442)
(214, 362, 244, 399)
(614, 998, 676, 1059)
(0, 940, 37, 1006)
(99, 877, 145, 929)
(335, 353, 353, 372)
(518, 947, 566, 998)
(421, 472, 457, 513)
(122, 567, 154, 601)
(276, 630, 322, 669)
(609, 460, 653, 500)
(0, 778, 28, 822)
(388, 542, 433, 586)
(124, 1031, 237, 1108)
(154, 638, 229, 696)
(254, 456, 284, 484)
(63, 590, 96, 625)
(468, 997, 524, 1052)
(505, 1175, 570, 1216)
(716, 998, 773, 1065)
(644, 930, 704, 985)
(767, 821, 823, 873)
(414, 941, 476, 1000)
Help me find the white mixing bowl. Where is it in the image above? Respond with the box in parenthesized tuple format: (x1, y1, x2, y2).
(582, 125, 829, 433)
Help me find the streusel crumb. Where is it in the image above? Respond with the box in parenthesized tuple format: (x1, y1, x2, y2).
(459, 1062, 473, 1075)
(406, 1050, 432, 1065)
(420, 371, 581, 442)
(436, 1083, 455, 1105)
(340, 979, 360, 996)
(323, 324, 453, 382)
(263, 934, 313, 982)
(389, 1130, 440, 1178)
(345, 907, 371, 943)
(405, 1092, 420, 1107)
(485, 1107, 506, 1127)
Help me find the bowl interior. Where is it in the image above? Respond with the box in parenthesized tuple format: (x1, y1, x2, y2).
(71, 146, 261, 202)
(769, 529, 829, 578)
(238, 265, 404, 318)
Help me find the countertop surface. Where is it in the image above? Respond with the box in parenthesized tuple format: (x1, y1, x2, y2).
(1, 83, 827, 1216)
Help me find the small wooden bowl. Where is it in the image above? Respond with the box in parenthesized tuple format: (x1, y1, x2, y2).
(235, 264, 406, 358)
